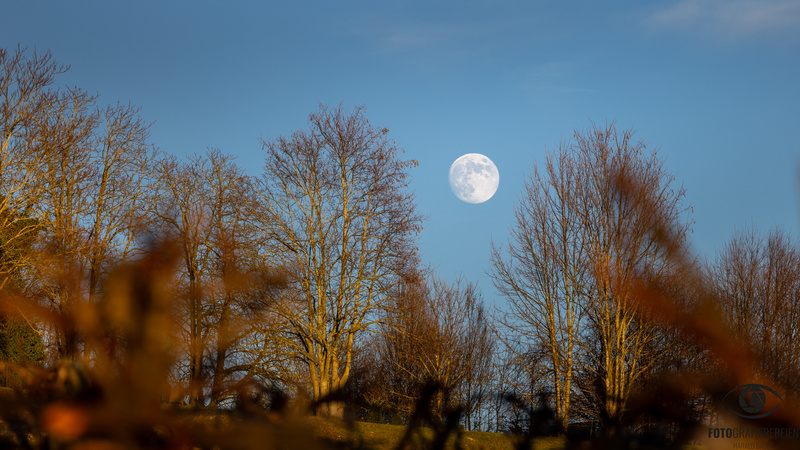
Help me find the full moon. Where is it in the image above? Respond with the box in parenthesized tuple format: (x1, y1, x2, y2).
(449, 153, 499, 204)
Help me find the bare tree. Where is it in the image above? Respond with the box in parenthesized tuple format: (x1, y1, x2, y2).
(491, 123, 691, 432)
(1, 46, 158, 361)
(575, 125, 690, 430)
(607, 165, 800, 438)
(85, 103, 158, 302)
(257, 104, 421, 416)
(200, 149, 287, 406)
(153, 152, 215, 404)
(372, 274, 494, 427)
(490, 147, 588, 431)
(23, 81, 100, 361)
(0, 46, 69, 289)
(707, 226, 800, 396)
(153, 149, 282, 406)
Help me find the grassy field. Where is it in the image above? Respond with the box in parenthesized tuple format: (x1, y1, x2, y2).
(306, 418, 709, 450)
(306, 417, 565, 450)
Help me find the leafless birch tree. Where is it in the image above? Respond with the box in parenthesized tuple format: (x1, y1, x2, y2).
(490, 148, 587, 431)
(257, 104, 421, 416)
(491, 123, 691, 431)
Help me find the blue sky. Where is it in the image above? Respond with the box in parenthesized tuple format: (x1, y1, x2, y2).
(3, 1, 799, 308)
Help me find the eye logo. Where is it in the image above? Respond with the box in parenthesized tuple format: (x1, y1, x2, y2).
(723, 384, 782, 419)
